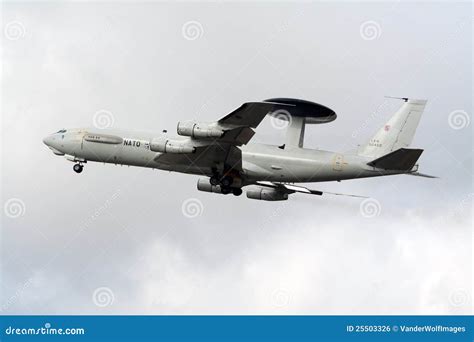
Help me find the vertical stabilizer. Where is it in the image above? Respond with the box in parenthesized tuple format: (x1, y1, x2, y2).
(359, 99, 427, 158)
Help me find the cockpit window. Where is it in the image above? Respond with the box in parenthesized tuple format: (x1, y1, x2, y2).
(56, 129, 67, 134)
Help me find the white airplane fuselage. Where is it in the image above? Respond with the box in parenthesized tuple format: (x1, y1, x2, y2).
(43, 127, 399, 184)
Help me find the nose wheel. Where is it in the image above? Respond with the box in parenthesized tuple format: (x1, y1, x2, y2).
(73, 163, 84, 174)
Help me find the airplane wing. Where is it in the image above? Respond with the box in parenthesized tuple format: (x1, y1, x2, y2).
(256, 181, 368, 198)
(154, 101, 294, 174)
(217, 101, 295, 145)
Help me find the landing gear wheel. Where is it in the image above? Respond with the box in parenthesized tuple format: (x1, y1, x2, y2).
(220, 176, 233, 188)
(73, 163, 83, 174)
(232, 188, 243, 196)
(209, 176, 219, 186)
(221, 187, 231, 195)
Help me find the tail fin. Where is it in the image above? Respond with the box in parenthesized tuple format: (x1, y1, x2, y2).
(359, 98, 427, 158)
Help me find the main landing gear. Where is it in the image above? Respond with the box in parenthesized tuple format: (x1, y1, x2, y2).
(209, 174, 242, 196)
(231, 188, 243, 196)
(210, 175, 233, 187)
(73, 163, 84, 174)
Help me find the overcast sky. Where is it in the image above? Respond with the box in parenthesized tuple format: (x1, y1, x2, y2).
(1, 1, 472, 314)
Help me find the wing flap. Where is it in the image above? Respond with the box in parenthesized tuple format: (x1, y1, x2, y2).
(219, 126, 256, 145)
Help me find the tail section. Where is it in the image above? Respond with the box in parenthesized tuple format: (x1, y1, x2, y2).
(359, 98, 427, 158)
(367, 148, 423, 171)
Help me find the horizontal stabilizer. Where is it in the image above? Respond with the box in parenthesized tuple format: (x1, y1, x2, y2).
(367, 148, 423, 171)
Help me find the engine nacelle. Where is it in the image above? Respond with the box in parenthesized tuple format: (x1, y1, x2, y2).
(197, 178, 223, 194)
(177, 121, 224, 138)
(246, 187, 288, 201)
(150, 137, 196, 154)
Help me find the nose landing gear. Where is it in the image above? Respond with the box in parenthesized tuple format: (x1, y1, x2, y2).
(73, 163, 84, 174)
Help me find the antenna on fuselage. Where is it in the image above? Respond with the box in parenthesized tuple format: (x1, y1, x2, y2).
(384, 96, 409, 102)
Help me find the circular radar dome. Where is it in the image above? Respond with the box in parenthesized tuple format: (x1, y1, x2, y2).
(264, 98, 337, 124)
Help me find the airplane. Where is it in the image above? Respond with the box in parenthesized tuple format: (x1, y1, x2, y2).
(43, 97, 435, 201)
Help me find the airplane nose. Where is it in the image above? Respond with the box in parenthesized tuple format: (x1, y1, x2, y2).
(43, 134, 58, 147)
(43, 135, 53, 146)
(43, 134, 65, 155)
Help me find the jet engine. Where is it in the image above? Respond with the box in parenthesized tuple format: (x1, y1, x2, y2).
(150, 137, 196, 154)
(197, 178, 224, 194)
(177, 121, 224, 138)
(246, 187, 289, 201)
